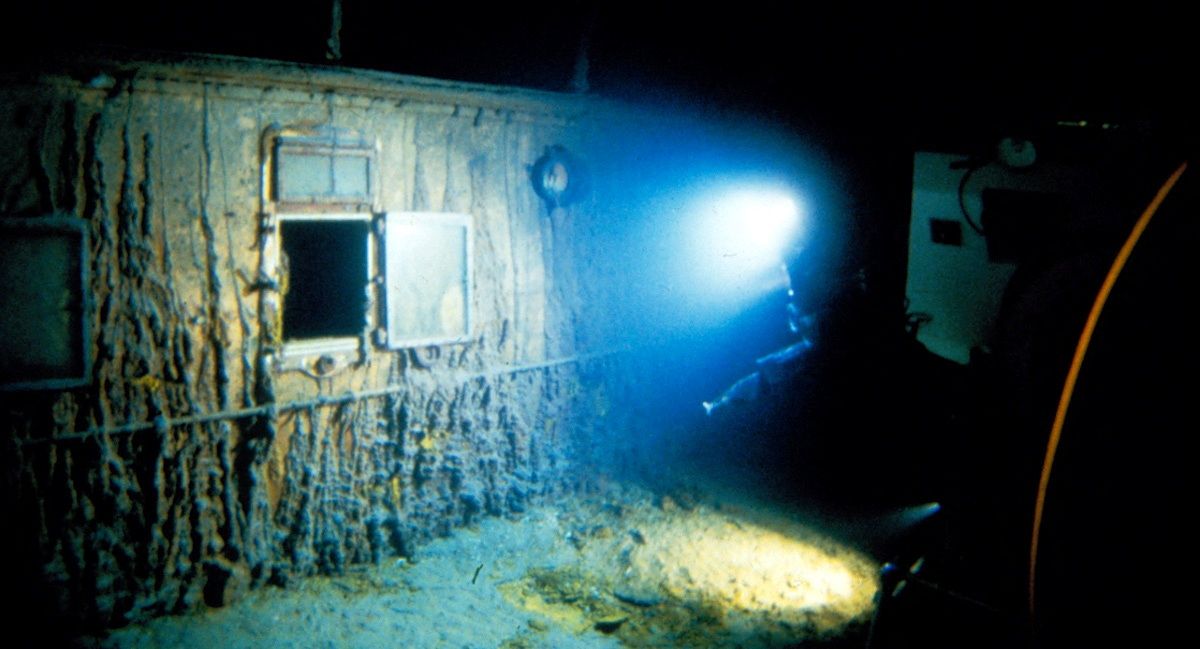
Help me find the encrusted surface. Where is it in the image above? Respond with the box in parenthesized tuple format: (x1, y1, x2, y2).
(0, 57, 596, 629)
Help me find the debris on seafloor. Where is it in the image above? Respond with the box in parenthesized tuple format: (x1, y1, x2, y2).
(601, 501, 627, 518)
(95, 484, 877, 649)
(499, 492, 880, 649)
(612, 580, 663, 608)
(656, 485, 701, 512)
(498, 630, 539, 649)
(565, 529, 584, 550)
(593, 616, 628, 634)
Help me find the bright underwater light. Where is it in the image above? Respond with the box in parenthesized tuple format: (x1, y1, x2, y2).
(709, 189, 803, 262)
(686, 184, 808, 302)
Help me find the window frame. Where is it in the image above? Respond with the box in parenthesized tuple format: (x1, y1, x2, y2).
(263, 128, 380, 372)
(274, 211, 375, 363)
(273, 138, 375, 207)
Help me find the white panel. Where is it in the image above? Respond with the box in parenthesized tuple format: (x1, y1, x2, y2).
(907, 151, 1088, 364)
(907, 152, 1017, 364)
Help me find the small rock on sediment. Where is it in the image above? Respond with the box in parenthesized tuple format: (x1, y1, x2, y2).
(593, 617, 627, 634)
(612, 582, 662, 607)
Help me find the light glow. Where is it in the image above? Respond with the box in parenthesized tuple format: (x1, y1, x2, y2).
(620, 508, 878, 629)
(895, 501, 941, 528)
(499, 499, 878, 646)
(687, 184, 808, 302)
(708, 190, 802, 262)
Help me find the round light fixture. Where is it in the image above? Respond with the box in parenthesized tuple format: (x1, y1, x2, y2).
(530, 145, 587, 209)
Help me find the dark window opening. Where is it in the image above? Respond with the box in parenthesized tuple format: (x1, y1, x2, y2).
(280, 220, 369, 340)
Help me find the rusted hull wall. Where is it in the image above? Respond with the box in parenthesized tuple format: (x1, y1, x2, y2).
(0, 60, 592, 628)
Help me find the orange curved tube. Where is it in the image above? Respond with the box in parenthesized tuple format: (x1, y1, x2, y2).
(1028, 161, 1188, 615)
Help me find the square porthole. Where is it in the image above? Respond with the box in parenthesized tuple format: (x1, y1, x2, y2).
(0, 217, 90, 391)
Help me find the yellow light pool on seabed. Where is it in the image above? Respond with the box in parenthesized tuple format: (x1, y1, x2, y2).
(625, 512, 879, 634)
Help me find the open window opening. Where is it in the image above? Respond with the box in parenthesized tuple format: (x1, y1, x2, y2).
(279, 216, 371, 342)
